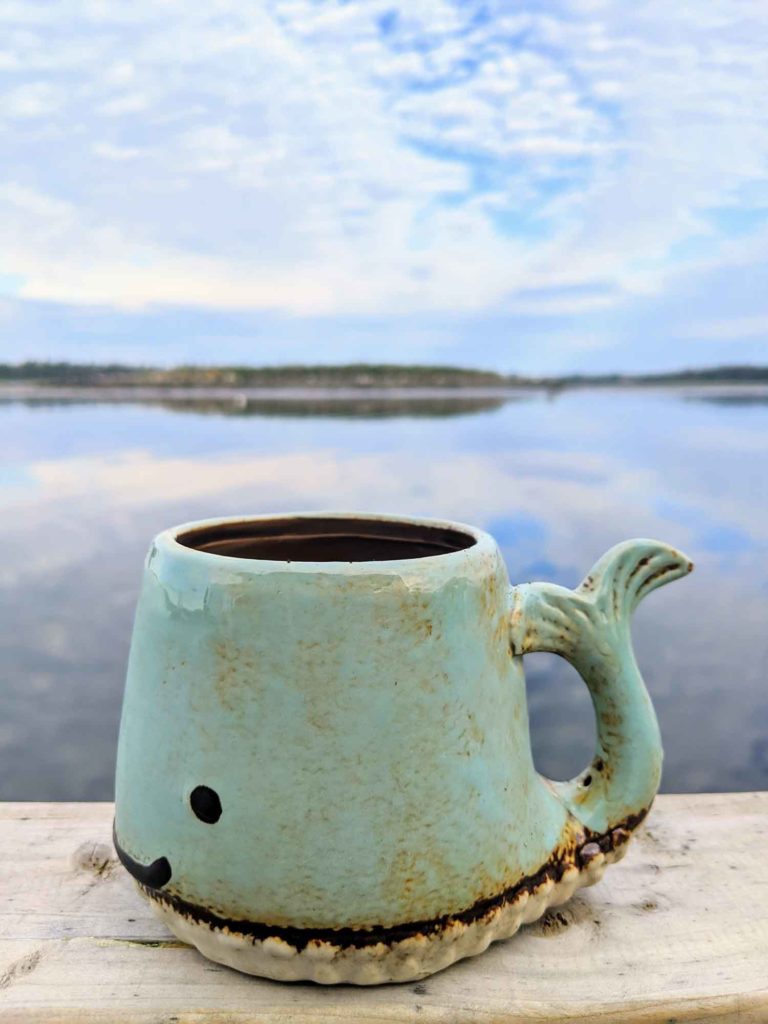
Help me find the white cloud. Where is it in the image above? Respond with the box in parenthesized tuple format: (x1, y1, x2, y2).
(3, 80, 62, 118)
(92, 141, 142, 161)
(676, 316, 768, 342)
(0, 182, 76, 224)
(0, 0, 767, 333)
(96, 92, 151, 116)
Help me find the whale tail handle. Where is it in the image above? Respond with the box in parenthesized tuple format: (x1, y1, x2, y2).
(510, 539, 693, 833)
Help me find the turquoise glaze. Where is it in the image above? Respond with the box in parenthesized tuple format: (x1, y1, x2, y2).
(114, 512, 692, 983)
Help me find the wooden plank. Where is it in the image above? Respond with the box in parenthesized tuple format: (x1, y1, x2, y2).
(0, 794, 766, 1023)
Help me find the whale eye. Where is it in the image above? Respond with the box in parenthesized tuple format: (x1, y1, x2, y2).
(190, 785, 222, 824)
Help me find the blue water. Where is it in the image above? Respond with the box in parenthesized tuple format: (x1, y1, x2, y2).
(1, 388, 766, 799)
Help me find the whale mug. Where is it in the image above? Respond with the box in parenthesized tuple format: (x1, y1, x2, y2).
(114, 512, 692, 983)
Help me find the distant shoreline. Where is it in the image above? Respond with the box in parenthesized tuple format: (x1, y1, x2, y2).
(1, 360, 767, 391)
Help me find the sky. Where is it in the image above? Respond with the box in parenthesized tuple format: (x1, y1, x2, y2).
(1, 0, 768, 373)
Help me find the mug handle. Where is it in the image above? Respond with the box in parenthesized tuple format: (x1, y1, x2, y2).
(510, 540, 692, 834)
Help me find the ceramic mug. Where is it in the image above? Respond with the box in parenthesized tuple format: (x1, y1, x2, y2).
(114, 512, 692, 984)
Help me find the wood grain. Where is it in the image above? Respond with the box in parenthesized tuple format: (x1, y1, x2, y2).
(0, 794, 766, 1023)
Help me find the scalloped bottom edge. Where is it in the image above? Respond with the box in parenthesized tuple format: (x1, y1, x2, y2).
(144, 842, 629, 985)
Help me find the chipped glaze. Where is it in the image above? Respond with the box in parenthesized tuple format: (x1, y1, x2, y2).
(113, 512, 692, 983)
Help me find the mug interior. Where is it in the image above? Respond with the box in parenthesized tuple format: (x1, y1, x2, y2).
(176, 516, 476, 563)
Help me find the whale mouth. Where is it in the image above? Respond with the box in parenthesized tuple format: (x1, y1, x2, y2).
(113, 823, 172, 889)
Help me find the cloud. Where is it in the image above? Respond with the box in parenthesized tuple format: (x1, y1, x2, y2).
(0, 0, 767, 366)
(675, 316, 768, 342)
(92, 141, 143, 161)
(3, 81, 62, 118)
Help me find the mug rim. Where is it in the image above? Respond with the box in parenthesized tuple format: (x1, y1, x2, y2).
(154, 511, 496, 575)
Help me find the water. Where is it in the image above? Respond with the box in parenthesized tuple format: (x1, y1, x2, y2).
(1, 387, 767, 800)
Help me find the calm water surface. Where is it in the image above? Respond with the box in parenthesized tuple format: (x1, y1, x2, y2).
(1, 388, 767, 799)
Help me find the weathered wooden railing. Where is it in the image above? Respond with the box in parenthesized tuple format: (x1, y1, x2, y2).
(1, 794, 766, 1022)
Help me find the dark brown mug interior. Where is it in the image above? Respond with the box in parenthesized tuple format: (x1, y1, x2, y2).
(176, 516, 476, 562)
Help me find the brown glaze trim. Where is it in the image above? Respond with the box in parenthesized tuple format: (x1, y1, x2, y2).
(138, 808, 648, 952)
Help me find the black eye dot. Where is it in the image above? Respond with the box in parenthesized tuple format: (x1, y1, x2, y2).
(190, 785, 222, 824)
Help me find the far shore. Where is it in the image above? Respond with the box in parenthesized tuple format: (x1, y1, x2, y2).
(2, 360, 768, 408)
(2, 360, 768, 395)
